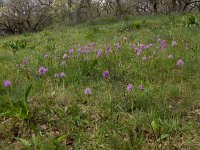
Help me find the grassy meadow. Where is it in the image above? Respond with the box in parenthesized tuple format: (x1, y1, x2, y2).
(0, 13, 200, 149)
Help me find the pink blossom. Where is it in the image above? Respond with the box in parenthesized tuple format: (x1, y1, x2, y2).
(176, 59, 184, 67)
(127, 83, 133, 92)
(168, 54, 174, 59)
(84, 88, 92, 95)
(172, 41, 177, 46)
(138, 84, 144, 91)
(38, 66, 48, 75)
(142, 57, 147, 61)
(68, 49, 74, 55)
(63, 54, 69, 59)
(102, 70, 110, 79)
(97, 50, 102, 58)
(3, 80, 11, 88)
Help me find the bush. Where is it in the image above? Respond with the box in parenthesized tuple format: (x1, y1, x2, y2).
(182, 15, 199, 28)
(3, 39, 28, 54)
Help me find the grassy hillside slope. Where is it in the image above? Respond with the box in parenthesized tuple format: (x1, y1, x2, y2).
(0, 14, 200, 149)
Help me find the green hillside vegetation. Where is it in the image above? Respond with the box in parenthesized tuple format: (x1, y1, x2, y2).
(0, 13, 200, 149)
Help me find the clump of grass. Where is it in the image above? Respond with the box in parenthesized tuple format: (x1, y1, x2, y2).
(3, 39, 28, 54)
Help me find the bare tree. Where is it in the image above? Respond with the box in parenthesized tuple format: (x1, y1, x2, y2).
(182, 0, 200, 11)
(0, 0, 53, 34)
(0, 0, 200, 35)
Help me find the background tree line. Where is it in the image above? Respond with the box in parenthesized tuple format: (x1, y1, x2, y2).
(0, 0, 199, 35)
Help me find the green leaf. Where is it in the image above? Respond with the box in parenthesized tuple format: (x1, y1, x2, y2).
(55, 105, 65, 117)
(30, 122, 40, 133)
(16, 138, 32, 147)
(0, 111, 11, 117)
(91, 59, 98, 69)
(25, 85, 32, 102)
(157, 134, 170, 142)
(56, 133, 69, 142)
(151, 120, 159, 131)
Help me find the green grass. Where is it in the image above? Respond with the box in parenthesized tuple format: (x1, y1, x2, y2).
(0, 13, 200, 149)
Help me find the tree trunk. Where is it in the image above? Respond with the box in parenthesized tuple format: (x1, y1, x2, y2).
(172, 0, 177, 11)
(182, 0, 193, 11)
(153, 2, 158, 13)
(115, 0, 122, 19)
(67, 0, 73, 25)
(178, 0, 183, 10)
